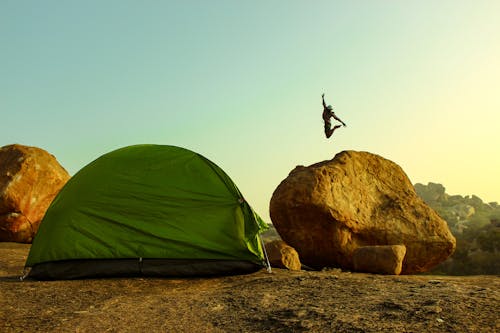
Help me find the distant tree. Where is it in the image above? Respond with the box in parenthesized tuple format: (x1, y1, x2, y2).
(476, 224, 499, 253)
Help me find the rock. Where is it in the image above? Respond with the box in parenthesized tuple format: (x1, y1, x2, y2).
(265, 240, 301, 271)
(352, 245, 406, 275)
(414, 182, 448, 203)
(0, 144, 70, 243)
(269, 150, 456, 274)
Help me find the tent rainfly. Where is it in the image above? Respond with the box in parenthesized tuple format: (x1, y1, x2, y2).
(24, 144, 269, 279)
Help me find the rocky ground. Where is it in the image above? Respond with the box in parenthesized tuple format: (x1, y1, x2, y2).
(1, 242, 498, 332)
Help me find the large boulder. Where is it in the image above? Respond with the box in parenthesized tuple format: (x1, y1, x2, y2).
(0, 144, 70, 243)
(270, 150, 456, 274)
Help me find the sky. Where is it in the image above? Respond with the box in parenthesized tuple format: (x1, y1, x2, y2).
(1, 1, 499, 222)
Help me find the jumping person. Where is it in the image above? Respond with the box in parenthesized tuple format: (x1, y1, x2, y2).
(322, 93, 346, 138)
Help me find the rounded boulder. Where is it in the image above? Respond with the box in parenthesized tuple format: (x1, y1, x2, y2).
(0, 144, 70, 243)
(270, 150, 456, 274)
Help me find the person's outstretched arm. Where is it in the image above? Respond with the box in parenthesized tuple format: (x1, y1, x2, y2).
(332, 113, 347, 127)
(322, 93, 327, 109)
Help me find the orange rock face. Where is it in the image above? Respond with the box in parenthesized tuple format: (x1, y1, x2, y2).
(352, 245, 407, 275)
(0, 144, 70, 243)
(270, 150, 456, 274)
(265, 240, 301, 271)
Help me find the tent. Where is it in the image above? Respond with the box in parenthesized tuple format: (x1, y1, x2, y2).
(24, 144, 269, 279)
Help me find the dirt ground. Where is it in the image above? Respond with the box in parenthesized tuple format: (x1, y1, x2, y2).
(1, 242, 498, 332)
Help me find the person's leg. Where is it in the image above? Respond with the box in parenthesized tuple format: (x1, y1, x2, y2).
(324, 122, 333, 138)
(325, 122, 341, 138)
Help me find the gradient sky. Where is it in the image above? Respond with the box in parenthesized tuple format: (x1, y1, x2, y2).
(2, 1, 499, 221)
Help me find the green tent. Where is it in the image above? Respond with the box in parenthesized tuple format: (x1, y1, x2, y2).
(25, 144, 269, 279)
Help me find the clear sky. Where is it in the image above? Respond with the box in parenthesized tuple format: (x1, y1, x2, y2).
(2, 1, 499, 221)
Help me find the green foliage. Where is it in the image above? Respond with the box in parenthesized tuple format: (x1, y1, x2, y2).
(476, 224, 500, 252)
(415, 182, 500, 275)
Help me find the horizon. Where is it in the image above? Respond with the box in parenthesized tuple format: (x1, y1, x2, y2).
(2, 1, 499, 221)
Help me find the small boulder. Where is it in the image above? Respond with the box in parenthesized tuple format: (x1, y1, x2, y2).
(0, 144, 70, 243)
(353, 245, 406, 275)
(270, 150, 456, 274)
(265, 240, 301, 271)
